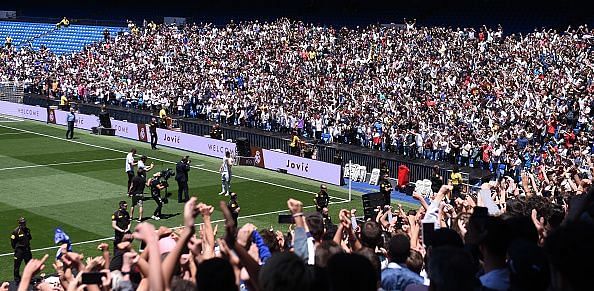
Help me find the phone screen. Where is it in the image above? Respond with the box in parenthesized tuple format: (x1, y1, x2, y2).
(278, 214, 295, 224)
(473, 206, 489, 218)
(81, 272, 106, 285)
(422, 222, 435, 247)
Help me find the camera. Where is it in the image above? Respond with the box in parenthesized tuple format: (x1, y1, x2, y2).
(159, 168, 175, 186)
(157, 169, 175, 203)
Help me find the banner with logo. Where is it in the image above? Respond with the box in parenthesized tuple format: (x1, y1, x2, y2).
(47, 108, 56, 124)
(258, 149, 341, 185)
(136, 123, 148, 142)
(0, 101, 47, 122)
(251, 146, 265, 168)
(155, 128, 236, 159)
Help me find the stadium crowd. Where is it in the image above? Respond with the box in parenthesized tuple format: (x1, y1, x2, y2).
(3, 182, 594, 291)
(1, 19, 594, 290)
(1, 20, 594, 177)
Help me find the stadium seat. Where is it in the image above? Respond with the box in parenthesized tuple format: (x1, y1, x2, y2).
(356, 166, 368, 182)
(0, 21, 127, 55)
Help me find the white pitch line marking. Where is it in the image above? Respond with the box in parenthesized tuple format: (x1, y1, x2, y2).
(0, 157, 123, 171)
(0, 114, 24, 122)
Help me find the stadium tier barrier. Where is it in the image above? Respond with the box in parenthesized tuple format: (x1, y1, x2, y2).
(0, 101, 342, 185)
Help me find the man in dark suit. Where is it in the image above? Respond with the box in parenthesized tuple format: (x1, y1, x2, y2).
(175, 156, 191, 203)
(149, 118, 158, 150)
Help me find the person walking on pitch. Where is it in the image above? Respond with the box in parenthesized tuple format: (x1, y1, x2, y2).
(219, 151, 234, 196)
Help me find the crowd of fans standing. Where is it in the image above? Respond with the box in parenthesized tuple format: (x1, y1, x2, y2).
(4, 184, 594, 291)
(1, 18, 594, 291)
(2, 19, 593, 179)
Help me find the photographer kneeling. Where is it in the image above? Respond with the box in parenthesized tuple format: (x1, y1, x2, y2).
(148, 172, 167, 220)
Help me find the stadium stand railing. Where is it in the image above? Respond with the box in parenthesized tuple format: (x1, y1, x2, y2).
(0, 82, 24, 103)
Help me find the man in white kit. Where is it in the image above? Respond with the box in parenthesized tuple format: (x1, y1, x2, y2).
(125, 148, 137, 193)
(219, 151, 234, 196)
(137, 155, 154, 178)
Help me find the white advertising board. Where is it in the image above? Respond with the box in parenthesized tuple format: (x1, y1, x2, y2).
(0, 101, 47, 122)
(155, 128, 236, 159)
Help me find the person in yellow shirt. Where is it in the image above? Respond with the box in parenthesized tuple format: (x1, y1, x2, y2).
(5, 36, 12, 48)
(289, 131, 301, 156)
(148, 21, 157, 32)
(159, 107, 167, 119)
(59, 95, 69, 110)
(450, 166, 462, 200)
(56, 17, 70, 28)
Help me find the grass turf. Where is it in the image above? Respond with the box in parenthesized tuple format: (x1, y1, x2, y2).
(0, 120, 417, 280)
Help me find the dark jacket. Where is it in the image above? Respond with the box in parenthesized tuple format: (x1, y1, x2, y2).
(175, 161, 190, 182)
(11, 227, 32, 249)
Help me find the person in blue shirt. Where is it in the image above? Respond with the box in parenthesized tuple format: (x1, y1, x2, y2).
(517, 134, 529, 150)
(523, 151, 533, 171)
(381, 234, 423, 291)
(66, 108, 76, 139)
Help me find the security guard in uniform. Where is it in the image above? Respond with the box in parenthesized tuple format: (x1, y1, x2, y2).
(112, 201, 131, 248)
(379, 174, 393, 205)
(11, 217, 32, 282)
(314, 184, 330, 213)
(227, 192, 240, 227)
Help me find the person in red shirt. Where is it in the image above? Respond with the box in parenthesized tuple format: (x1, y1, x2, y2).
(481, 143, 493, 171)
(564, 129, 576, 148)
(546, 117, 557, 136)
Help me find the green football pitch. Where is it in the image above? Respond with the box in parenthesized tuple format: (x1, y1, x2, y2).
(0, 117, 415, 280)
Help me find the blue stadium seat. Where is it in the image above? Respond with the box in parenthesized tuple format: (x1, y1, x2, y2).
(0, 21, 128, 55)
